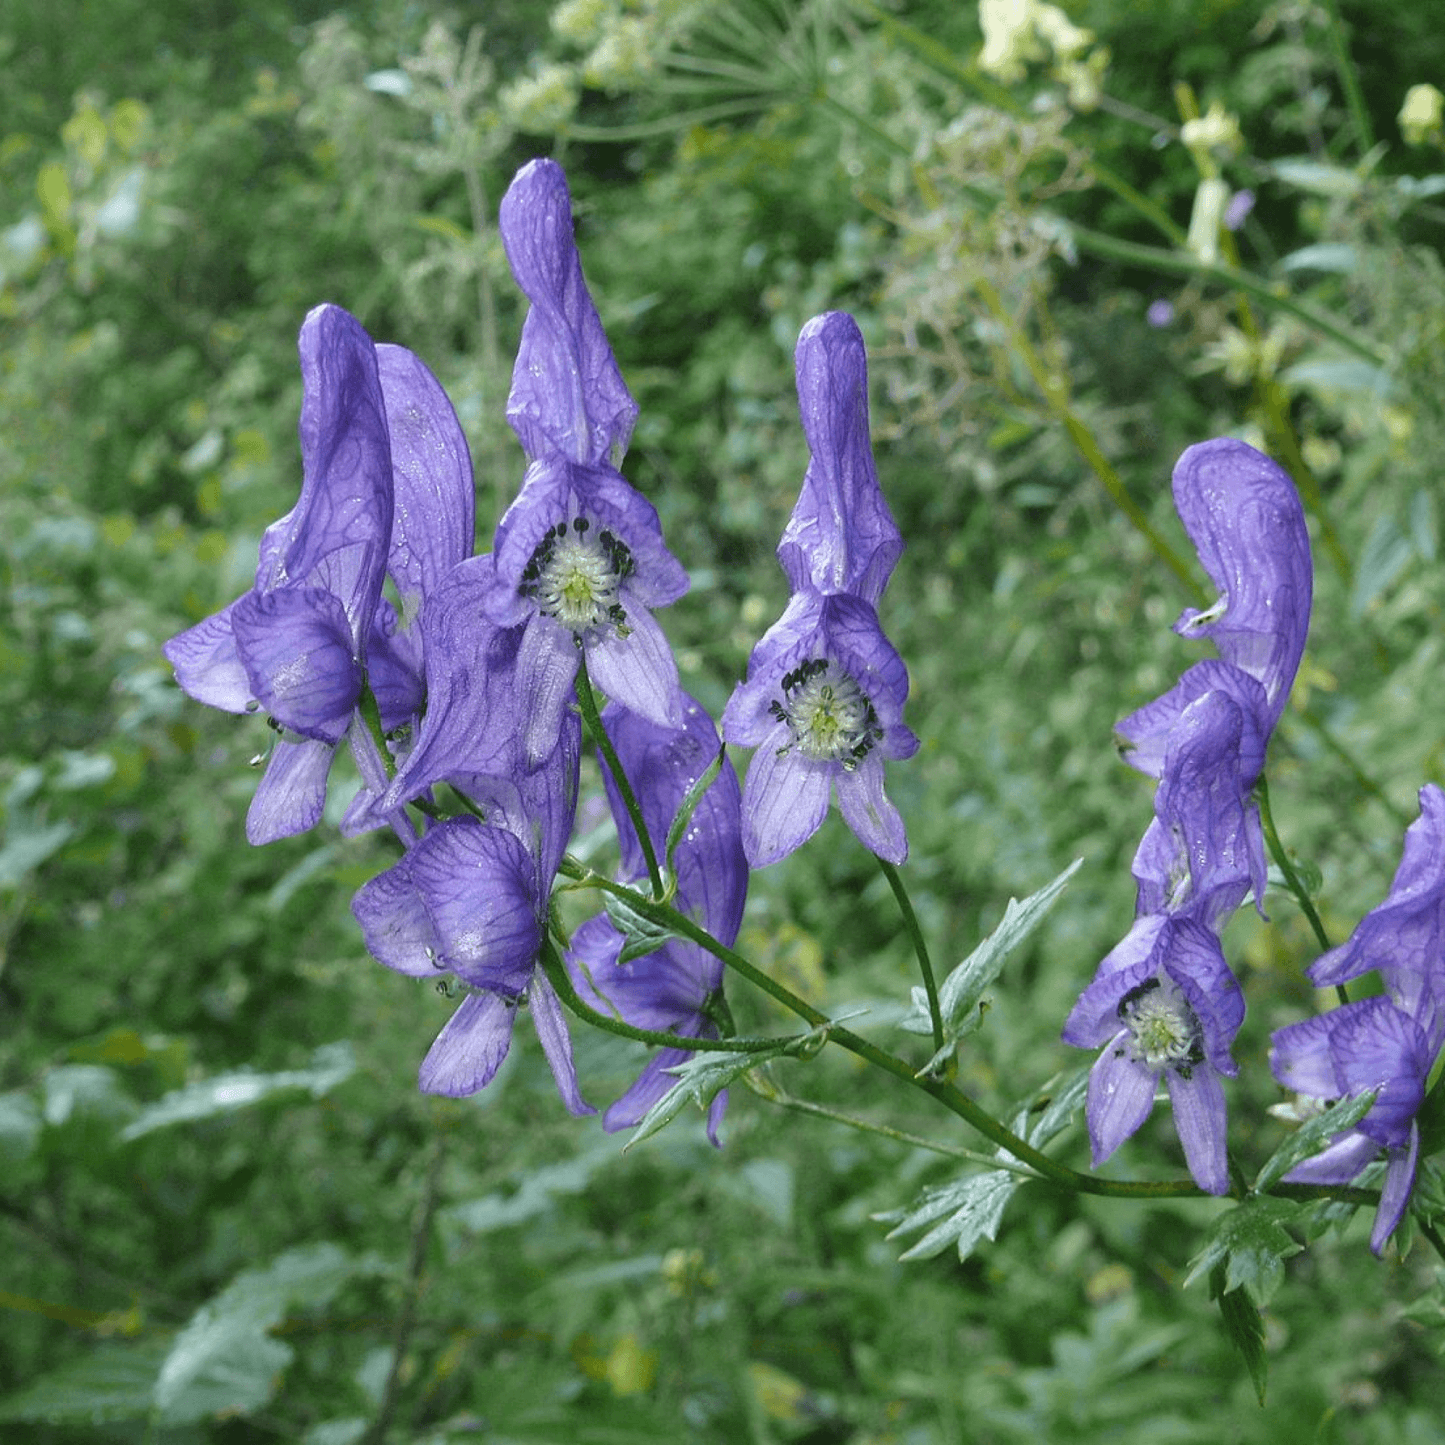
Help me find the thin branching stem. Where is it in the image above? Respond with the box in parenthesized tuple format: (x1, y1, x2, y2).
(878, 857, 944, 1057)
(573, 654, 664, 898)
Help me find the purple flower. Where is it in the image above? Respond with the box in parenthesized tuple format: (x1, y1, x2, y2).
(1130, 688, 1268, 927)
(1169, 438, 1312, 730)
(1271, 998, 1433, 1254)
(569, 695, 747, 1141)
(1063, 915, 1245, 1194)
(1223, 188, 1255, 232)
(164, 304, 395, 844)
(352, 701, 591, 1110)
(1146, 299, 1175, 328)
(724, 314, 917, 867)
(1269, 785, 1445, 1250)
(485, 159, 687, 763)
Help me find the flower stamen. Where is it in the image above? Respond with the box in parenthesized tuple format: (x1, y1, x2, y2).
(520, 516, 635, 637)
(1117, 975, 1204, 1075)
(768, 657, 883, 770)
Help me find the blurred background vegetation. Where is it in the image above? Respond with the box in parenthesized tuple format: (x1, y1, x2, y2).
(5, 0, 1445, 1438)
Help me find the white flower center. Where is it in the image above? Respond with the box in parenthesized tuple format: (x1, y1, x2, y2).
(520, 517, 634, 636)
(1118, 975, 1203, 1074)
(770, 658, 882, 770)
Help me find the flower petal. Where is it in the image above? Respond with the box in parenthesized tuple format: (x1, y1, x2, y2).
(739, 729, 831, 867)
(781, 312, 901, 604)
(418, 990, 515, 1097)
(245, 736, 336, 844)
(834, 752, 908, 863)
(528, 968, 595, 1116)
(1086, 1041, 1158, 1165)
(1167, 1065, 1230, 1194)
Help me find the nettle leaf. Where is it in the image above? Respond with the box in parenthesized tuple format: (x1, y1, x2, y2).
(1184, 1196, 1303, 1308)
(875, 1069, 1087, 1264)
(901, 859, 1082, 1073)
(602, 889, 679, 965)
(1253, 1090, 1376, 1193)
(1209, 1263, 1268, 1406)
(879, 1166, 1019, 1262)
(120, 1042, 355, 1141)
(155, 1243, 388, 1424)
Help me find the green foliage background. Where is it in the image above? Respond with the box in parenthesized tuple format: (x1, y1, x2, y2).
(5, 0, 1445, 1439)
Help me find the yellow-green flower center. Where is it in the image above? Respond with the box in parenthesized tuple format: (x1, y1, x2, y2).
(1118, 975, 1204, 1074)
(520, 517, 634, 636)
(770, 658, 882, 770)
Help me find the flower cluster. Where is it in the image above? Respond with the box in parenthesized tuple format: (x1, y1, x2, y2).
(1271, 786, 1445, 1252)
(1065, 439, 1312, 1193)
(163, 160, 915, 1121)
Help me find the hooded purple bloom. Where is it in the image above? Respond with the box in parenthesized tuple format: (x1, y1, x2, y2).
(164, 304, 395, 844)
(1271, 998, 1432, 1254)
(1130, 688, 1268, 927)
(569, 694, 747, 1142)
(1062, 915, 1245, 1194)
(1169, 438, 1312, 730)
(1269, 785, 1445, 1251)
(723, 314, 917, 867)
(480, 159, 687, 763)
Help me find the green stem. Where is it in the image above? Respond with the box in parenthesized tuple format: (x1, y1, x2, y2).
(1257, 777, 1340, 1001)
(741, 1072, 1040, 1176)
(973, 276, 1204, 601)
(878, 857, 944, 1058)
(558, 864, 1198, 1198)
(1069, 224, 1388, 367)
(574, 654, 664, 898)
(540, 938, 793, 1055)
(1320, 0, 1375, 157)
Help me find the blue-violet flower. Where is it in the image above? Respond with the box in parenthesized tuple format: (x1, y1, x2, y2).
(164, 304, 395, 844)
(723, 313, 917, 866)
(481, 158, 688, 763)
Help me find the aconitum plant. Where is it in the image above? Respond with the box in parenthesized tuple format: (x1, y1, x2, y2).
(165, 156, 1445, 1398)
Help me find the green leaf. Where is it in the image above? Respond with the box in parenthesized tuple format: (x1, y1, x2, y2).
(663, 741, 726, 877)
(879, 1167, 1019, 1261)
(1254, 1090, 1376, 1193)
(1350, 512, 1414, 617)
(1278, 242, 1357, 274)
(1184, 1197, 1303, 1307)
(120, 1042, 355, 1140)
(441, 1140, 623, 1236)
(875, 1073, 1085, 1264)
(625, 1029, 821, 1148)
(1271, 157, 1362, 197)
(602, 890, 680, 965)
(1209, 1263, 1268, 1406)
(902, 860, 1082, 1073)
(155, 1243, 387, 1424)
(1280, 357, 1394, 399)
(0, 1339, 172, 1425)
